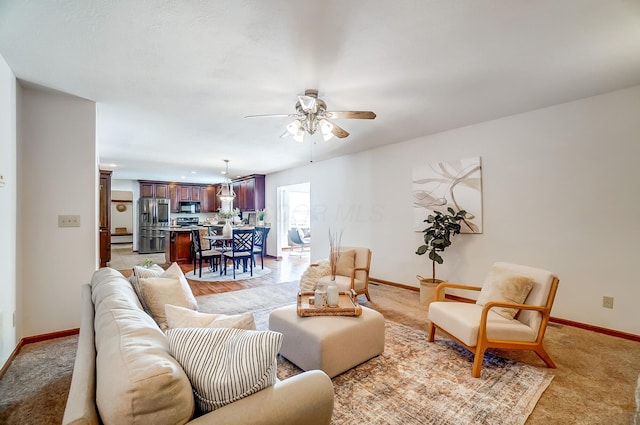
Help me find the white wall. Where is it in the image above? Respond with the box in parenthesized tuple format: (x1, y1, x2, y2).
(0, 54, 17, 364)
(111, 179, 140, 250)
(266, 85, 640, 335)
(17, 85, 97, 337)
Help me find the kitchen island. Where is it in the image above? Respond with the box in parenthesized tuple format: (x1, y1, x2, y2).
(164, 226, 199, 265)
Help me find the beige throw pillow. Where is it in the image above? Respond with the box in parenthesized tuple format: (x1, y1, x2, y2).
(139, 263, 198, 331)
(335, 249, 356, 276)
(129, 264, 165, 313)
(165, 304, 256, 330)
(476, 268, 535, 319)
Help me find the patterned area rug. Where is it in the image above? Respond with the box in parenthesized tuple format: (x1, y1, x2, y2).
(197, 283, 553, 425)
(186, 266, 271, 282)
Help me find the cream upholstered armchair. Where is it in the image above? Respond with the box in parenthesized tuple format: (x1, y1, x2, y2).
(316, 246, 372, 301)
(427, 262, 559, 378)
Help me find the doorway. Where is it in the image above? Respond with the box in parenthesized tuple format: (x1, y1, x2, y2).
(276, 182, 310, 258)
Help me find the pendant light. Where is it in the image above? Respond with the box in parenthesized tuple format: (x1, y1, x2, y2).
(217, 159, 236, 202)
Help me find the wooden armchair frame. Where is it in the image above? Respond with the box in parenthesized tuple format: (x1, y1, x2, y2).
(428, 278, 560, 378)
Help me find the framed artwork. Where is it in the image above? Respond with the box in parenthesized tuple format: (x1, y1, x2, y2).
(412, 156, 483, 233)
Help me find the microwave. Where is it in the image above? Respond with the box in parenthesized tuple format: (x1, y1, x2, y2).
(179, 201, 201, 214)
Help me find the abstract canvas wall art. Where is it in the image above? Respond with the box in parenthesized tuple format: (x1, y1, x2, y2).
(412, 157, 483, 233)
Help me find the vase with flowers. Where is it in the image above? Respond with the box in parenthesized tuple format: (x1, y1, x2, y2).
(325, 228, 343, 308)
(256, 209, 266, 226)
(218, 207, 240, 237)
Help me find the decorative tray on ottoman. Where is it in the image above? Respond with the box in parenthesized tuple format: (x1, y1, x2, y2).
(297, 290, 362, 317)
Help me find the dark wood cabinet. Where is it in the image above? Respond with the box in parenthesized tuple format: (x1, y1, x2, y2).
(232, 174, 265, 211)
(165, 230, 193, 264)
(169, 184, 180, 213)
(178, 185, 202, 202)
(155, 184, 169, 198)
(201, 185, 218, 213)
(140, 181, 169, 199)
(140, 182, 154, 198)
(178, 186, 189, 201)
(191, 186, 202, 202)
(141, 181, 226, 214)
(99, 170, 112, 267)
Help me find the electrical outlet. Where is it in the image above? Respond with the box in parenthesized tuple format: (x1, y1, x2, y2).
(58, 215, 81, 228)
(0, 174, 5, 188)
(602, 296, 614, 309)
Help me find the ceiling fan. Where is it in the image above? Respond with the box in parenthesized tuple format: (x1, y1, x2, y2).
(245, 89, 376, 142)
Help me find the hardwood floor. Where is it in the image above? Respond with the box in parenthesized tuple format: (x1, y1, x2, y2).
(114, 254, 311, 297)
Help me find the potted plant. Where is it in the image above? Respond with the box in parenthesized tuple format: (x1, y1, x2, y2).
(256, 209, 266, 226)
(415, 207, 467, 306)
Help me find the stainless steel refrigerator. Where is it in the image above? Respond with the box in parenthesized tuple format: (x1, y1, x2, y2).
(138, 198, 170, 254)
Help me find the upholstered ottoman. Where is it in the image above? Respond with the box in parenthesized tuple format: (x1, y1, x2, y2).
(269, 304, 385, 378)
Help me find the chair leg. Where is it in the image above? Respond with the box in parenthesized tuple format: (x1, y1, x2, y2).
(472, 346, 486, 378)
(260, 252, 264, 269)
(198, 258, 203, 278)
(534, 345, 557, 368)
(232, 256, 236, 279)
(427, 323, 437, 342)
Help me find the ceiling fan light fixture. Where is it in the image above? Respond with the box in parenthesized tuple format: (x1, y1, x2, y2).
(293, 128, 305, 142)
(298, 95, 317, 113)
(287, 119, 302, 135)
(320, 119, 334, 141)
(217, 160, 236, 202)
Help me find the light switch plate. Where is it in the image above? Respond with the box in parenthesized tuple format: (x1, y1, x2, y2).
(0, 174, 5, 187)
(58, 215, 81, 228)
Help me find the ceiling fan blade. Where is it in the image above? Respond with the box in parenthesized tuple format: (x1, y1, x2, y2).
(325, 111, 376, 120)
(330, 121, 350, 138)
(244, 113, 297, 118)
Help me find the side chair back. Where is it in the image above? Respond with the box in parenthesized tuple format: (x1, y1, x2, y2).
(191, 229, 222, 278)
(252, 227, 270, 269)
(223, 228, 255, 279)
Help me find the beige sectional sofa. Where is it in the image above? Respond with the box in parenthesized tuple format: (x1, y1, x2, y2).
(62, 268, 334, 425)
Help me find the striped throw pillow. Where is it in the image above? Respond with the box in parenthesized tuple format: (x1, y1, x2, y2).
(167, 327, 282, 413)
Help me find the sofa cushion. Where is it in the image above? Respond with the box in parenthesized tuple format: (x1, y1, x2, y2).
(165, 304, 256, 330)
(167, 327, 282, 414)
(139, 262, 198, 331)
(91, 267, 194, 425)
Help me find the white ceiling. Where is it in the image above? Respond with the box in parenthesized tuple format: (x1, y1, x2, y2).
(1, 0, 640, 184)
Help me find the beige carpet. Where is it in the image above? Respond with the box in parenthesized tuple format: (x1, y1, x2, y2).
(3, 282, 639, 424)
(199, 282, 552, 425)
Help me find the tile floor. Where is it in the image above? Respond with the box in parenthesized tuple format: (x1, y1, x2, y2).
(109, 246, 166, 270)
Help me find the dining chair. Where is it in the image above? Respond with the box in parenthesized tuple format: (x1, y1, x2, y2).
(222, 228, 255, 279)
(191, 229, 222, 278)
(252, 227, 270, 269)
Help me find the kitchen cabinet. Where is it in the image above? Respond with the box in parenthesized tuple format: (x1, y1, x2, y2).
(201, 185, 218, 213)
(178, 185, 202, 202)
(99, 170, 112, 267)
(169, 184, 180, 213)
(165, 229, 193, 264)
(232, 174, 265, 211)
(140, 181, 168, 198)
(142, 180, 221, 213)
